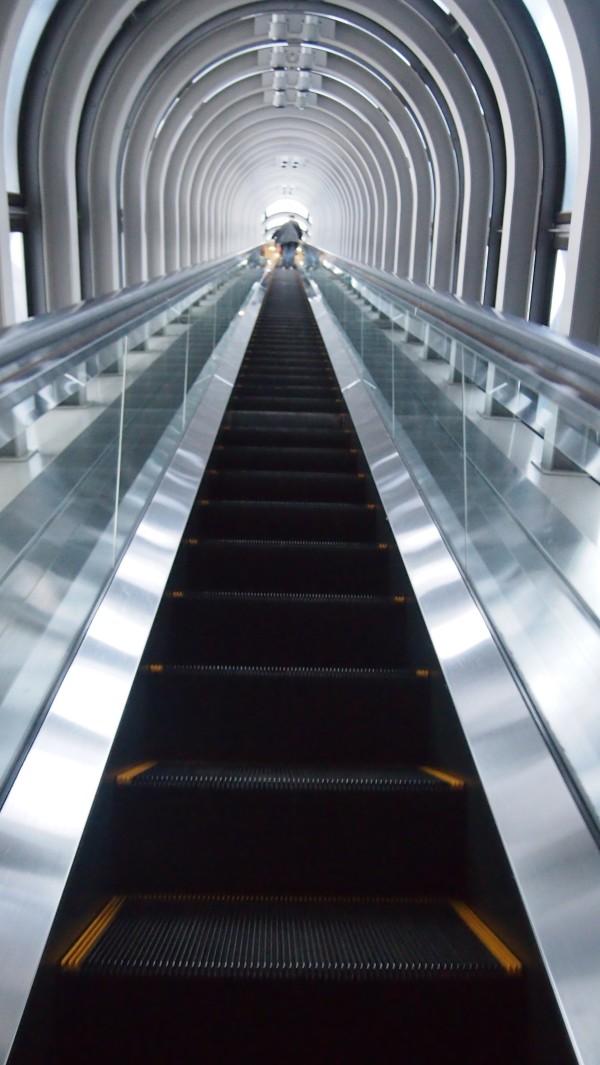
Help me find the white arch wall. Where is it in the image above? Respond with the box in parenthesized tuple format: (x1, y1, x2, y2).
(79, 2, 495, 298)
(0, 4, 513, 308)
(29, 0, 141, 311)
(0, 0, 56, 324)
(1, 0, 597, 342)
(445, 0, 544, 316)
(547, 0, 600, 342)
(121, 46, 385, 279)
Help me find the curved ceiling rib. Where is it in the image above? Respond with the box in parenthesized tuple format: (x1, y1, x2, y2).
(11, 0, 571, 335)
(87, 1, 489, 295)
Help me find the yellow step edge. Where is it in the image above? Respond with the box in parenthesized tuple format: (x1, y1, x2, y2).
(452, 902, 522, 974)
(115, 762, 158, 785)
(61, 897, 124, 970)
(419, 766, 465, 789)
(60, 895, 521, 977)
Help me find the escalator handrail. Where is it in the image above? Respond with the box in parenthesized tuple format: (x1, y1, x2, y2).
(319, 250, 600, 429)
(0, 252, 253, 404)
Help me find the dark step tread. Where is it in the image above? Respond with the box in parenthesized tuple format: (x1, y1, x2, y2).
(115, 763, 462, 793)
(233, 385, 337, 397)
(218, 427, 354, 448)
(194, 499, 376, 512)
(240, 362, 331, 373)
(234, 377, 336, 385)
(226, 411, 347, 428)
(182, 537, 387, 549)
(205, 470, 363, 483)
(229, 398, 344, 412)
(169, 538, 401, 595)
(63, 896, 520, 979)
(141, 664, 430, 679)
(163, 590, 408, 604)
(147, 590, 420, 667)
(211, 445, 358, 470)
(202, 469, 367, 503)
(189, 490, 380, 541)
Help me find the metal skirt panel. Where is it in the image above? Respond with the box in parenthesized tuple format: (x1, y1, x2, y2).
(309, 284, 600, 1065)
(0, 285, 263, 1064)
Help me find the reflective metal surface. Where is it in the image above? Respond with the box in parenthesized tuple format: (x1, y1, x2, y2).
(320, 255, 600, 425)
(0, 282, 263, 1064)
(312, 264, 600, 831)
(0, 269, 260, 797)
(311, 287, 600, 1065)
(0, 256, 250, 450)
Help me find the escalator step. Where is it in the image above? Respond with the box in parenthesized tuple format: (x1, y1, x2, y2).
(217, 426, 354, 448)
(241, 358, 330, 371)
(228, 395, 344, 413)
(237, 371, 336, 385)
(188, 498, 380, 540)
(202, 469, 367, 503)
(119, 664, 432, 764)
(54, 897, 524, 1065)
(63, 895, 520, 980)
(116, 763, 461, 793)
(209, 444, 359, 472)
(233, 385, 337, 399)
(110, 764, 466, 894)
(227, 409, 347, 428)
(143, 591, 425, 668)
(168, 539, 401, 594)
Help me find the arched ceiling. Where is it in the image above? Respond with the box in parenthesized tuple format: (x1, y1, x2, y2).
(6, 0, 568, 326)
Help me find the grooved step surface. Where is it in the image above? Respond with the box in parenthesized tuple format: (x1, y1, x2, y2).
(169, 539, 403, 594)
(189, 498, 380, 540)
(210, 445, 358, 471)
(118, 764, 457, 793)
(236, 376, 333, 387)
(140, 663, 426, 679)
(72, 897, 510, 981)
(203, 469, 367, 503)
(217, 427, 353, 448)
(144, 592, 423, 669)
(164, 589, 405, 603)
(226, 410, 347, 428)
(234, 385, 337, 398)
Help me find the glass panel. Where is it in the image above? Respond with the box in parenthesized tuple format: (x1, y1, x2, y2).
(314, 263, 600, 825)
(0, 265, 258, 795)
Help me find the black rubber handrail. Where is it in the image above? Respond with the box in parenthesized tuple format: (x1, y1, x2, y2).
(0, 252, 252, 399)
(319, 250, 600, 428)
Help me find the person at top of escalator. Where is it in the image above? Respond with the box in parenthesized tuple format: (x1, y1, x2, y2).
(273, 215, 302, 268)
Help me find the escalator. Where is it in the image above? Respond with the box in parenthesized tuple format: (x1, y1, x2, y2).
(11, 268, 569, 1064)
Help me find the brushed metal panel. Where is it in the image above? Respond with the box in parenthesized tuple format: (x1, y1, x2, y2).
(0, 285, 262, 1064)
(311, 288, 600, 1065)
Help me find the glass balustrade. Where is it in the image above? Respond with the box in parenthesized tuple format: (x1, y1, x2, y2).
(0, 260, 260, 795)
(314, 260, 600, 829)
